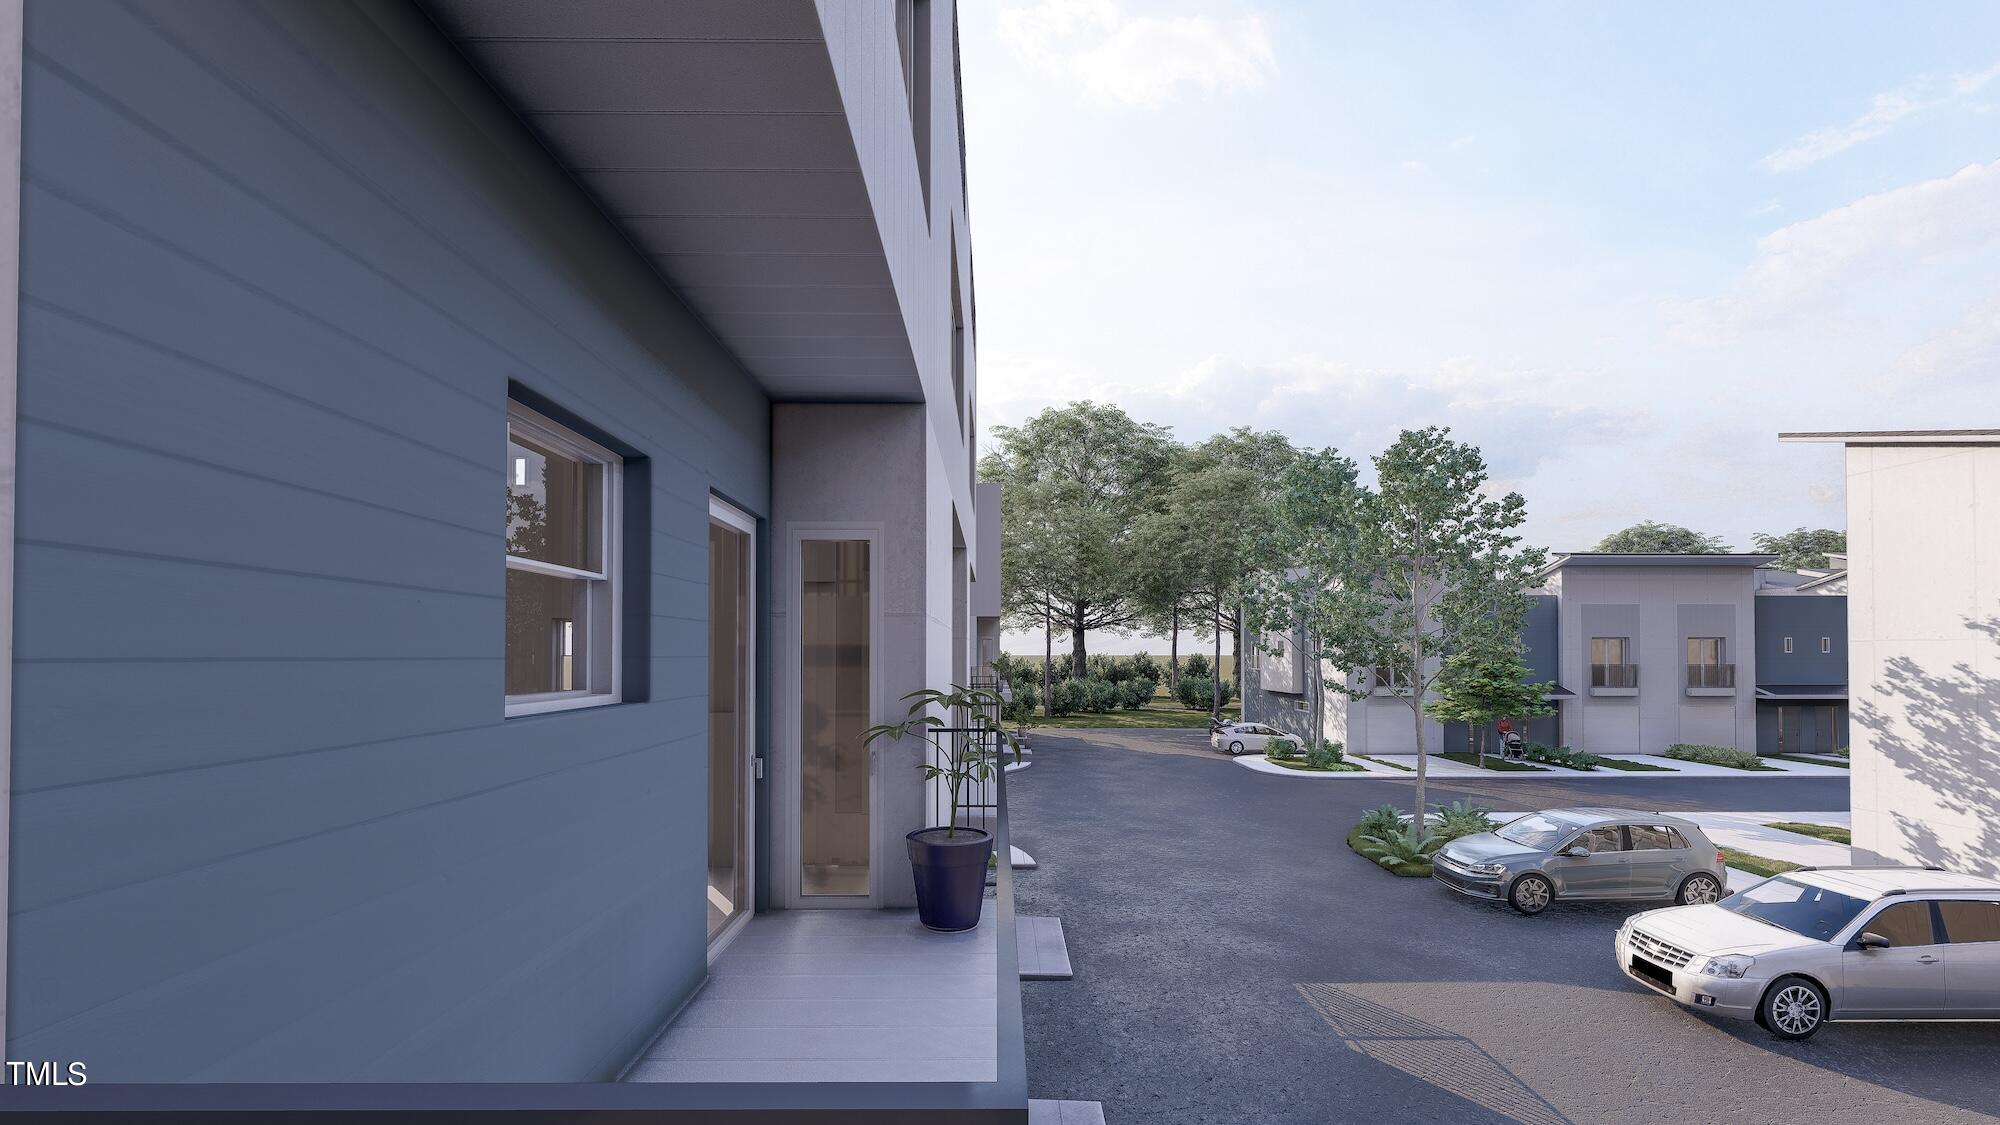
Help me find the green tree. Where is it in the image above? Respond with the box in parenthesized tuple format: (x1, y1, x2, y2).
(1594, 520, 1728, 554)
(1424, 651, 1555, 767)
(1751, 527, 1846, 570)
(1257, 429, 1545, 822)
(984, 402, 1176, 678)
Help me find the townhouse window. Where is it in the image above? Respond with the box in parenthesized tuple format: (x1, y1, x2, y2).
(1820, 636, 1832, 654)
(1371, 665, 1402, 693)
(1589, 637, 1633, 687)
(1783, 637, 1793, 654)
(505, 401, 622, 716)
(1686, 637, 1730, 689)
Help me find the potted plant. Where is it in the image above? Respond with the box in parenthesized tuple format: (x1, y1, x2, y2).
(864, 685, 1020, 932)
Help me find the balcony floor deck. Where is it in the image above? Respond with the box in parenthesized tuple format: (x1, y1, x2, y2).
(623, 908, 999, 1084)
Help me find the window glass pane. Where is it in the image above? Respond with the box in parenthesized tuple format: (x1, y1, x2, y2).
(1941, 901, 2000, 944)
(1582, 826, 1624, 852)
(1866, 902, 1937, 947)
(801, 540, 871, 897)
(708, 520, 750, 938)
(507, 431, 602, 572)
(505, 569, 589, 694)
(1629, 824, 1679, 850)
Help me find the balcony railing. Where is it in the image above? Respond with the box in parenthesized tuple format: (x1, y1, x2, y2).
(1590, 663, 1639, 689)
(1685, 663, 1736, 690)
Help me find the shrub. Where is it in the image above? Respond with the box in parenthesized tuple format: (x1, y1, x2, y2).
(1218, 676, 1236, 703)
(1087, 654, 1131, 683)
(1087, 678, 1121, 713)
(1266, 737, 1299, 761)
(1357, 804, 1404, 838)
(1122, 677, 1157, 709)
(1175, 675, 1215, 710)
(1305, 740, 1345, 769)
(1002, 683, 1039, 724)
(1354, 823, 1444, 870)
(1833, 744, 1850, 759)
(1184, 654, 1212, 679)
(1432, 799, 1496, 841)
(1127, 652, 1162, 683)
(1523, 743, 1602, 771)
(1665, 743, 1764, 770)
(1050, 677, 1089, 716)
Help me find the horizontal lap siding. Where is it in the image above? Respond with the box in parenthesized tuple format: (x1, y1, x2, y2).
(9, 0, 768, 1080)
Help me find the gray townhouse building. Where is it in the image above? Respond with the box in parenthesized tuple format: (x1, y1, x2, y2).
(1244, 552, 1848, 759)
(0, 1, 1028, 1116)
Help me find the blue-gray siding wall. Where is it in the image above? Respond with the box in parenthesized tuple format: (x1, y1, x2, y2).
(10, 0, 769, 1081)
(1441, 594, 1562, 751)
(1753, 596, 1848, 686)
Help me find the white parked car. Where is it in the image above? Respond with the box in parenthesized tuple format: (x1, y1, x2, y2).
(1617, 866, 2000, 1039)
(1210, 722, 1285, 756)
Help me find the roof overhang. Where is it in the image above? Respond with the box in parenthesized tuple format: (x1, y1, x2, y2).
(1755, 686, 1849, 700)
(421, 1, 919, 401)
(1537, 553, 1779, 579)
(1780, 430, 2000, 446)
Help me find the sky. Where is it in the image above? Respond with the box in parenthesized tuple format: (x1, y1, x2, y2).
(961, 0, 2000, 654)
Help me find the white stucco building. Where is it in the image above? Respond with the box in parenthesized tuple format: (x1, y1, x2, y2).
(1783, 430, 2000, 877)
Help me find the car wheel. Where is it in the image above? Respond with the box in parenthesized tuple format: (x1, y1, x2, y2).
(1760, 976, 1828, 1040)
(1677, 872, 1723, 905)
(1508, 873, 1554, 916)
(1228, 741, 1245, 756)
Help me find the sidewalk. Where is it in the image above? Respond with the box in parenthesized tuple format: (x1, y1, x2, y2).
(1675, 811, 1852, 891)
(1361, 753, 1849, 779)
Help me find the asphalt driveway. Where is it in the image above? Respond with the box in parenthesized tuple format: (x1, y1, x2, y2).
(1010, 730, 2000, 1124)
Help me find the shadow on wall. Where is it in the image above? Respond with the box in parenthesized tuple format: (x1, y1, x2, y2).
(1854, 616, 2000, 878)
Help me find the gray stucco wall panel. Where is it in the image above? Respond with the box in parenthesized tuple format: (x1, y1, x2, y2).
(12, 0, 767, 1082)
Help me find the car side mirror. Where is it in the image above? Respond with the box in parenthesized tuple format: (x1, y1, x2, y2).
(1560, 845, 1590, 859)
(1856, 932, 1890, 951)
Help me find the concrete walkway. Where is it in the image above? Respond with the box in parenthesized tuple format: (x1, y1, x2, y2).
(1362, 753, 1849, 779)
(1675, 811, 1852, 891)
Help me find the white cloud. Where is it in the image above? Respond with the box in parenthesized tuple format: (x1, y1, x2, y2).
(1762, 59, 2000, 172)
(1888, 290, 2000, 390)
(997, 0, 1275, 109)
(1679, 158, 2000, 336)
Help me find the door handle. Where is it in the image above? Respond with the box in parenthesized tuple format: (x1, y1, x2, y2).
(1917, 955, 1940, 964)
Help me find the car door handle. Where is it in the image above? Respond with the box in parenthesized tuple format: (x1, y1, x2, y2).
(1917, 955, 1940, 964)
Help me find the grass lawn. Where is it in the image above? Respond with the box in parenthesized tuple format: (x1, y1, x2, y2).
(1440, 752, 1549, 772)
(1592, 756, 1679, 772)
(1346, 826, 1431, 877)
(1770, 753, 1850, 769)
(1353, 753, 1413, 772)
(1264, 756, 1366, 773)
(1666, 754, 1784, 772)
(1721, 847, 1802, 879)
(1765, 821, 1853, 845)
(1028, 704, 1238, 730)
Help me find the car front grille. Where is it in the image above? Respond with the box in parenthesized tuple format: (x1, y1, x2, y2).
(1629, 929, 1695, 969)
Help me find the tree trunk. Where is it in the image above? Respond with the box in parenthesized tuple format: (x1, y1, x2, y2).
(1410, 579, 1427, 831)
(1211, 600, 1223, 718)
(1070, 613, 1088, 680)
(1169, 605, 1180, 690)
(1307, 624, 1322, 753)
(1042, 593, 1053, 718)
(1230, 604, 1241, 703)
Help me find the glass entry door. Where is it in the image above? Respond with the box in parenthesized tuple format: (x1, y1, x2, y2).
(799, 539, 872, 898)
(707, 501, 754, 945)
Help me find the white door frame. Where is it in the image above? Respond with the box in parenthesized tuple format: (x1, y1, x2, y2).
(707, 497, 758, 960)
(779, 524, 884, 909)
(0, 0, 24, 1053)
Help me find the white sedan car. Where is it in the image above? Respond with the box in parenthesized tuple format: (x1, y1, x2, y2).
(1617, 865, 2000, 1039)
(1210, 722, 1285, 756)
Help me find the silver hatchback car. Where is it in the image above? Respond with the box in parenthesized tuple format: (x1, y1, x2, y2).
(1432, 807, 1729, 916)
(1619, 866, 2000, 1039)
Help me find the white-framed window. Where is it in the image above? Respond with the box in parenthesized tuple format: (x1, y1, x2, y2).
(1820, 636, 1832, 654)
(504, 400, 622, 717)
(1783, 636, 1794, 654)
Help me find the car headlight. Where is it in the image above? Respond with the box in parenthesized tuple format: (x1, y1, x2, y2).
(1463, 861, 1506, 876)
(1699, 954, 1756, 979)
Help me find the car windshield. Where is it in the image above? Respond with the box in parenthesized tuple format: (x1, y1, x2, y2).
(1718, 876, 1870, 942)
(1496, 814, 1569, 849)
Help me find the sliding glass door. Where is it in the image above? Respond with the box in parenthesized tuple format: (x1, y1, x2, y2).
(707, 501, 754, 944)
(799, 539, 872, 898)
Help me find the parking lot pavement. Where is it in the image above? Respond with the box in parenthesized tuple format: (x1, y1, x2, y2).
(1011, 730, 2000, 1125)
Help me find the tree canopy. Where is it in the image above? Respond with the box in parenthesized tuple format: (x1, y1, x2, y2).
(1752, 527, 1846, 570)
(1594, 520, 1729, 554)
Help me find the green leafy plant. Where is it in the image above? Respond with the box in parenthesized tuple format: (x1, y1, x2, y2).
(1523, 743, 1603, 771)
(1305, 739, 1344, 769)
(863, 686, 1020, 838)
(1265, 737, 1300, 761)
(1354, 823, 1444, 870)
(1184, 653, 1213, 679)
(1665, 743, 1767, 770)
(1431, 799, 1496, 841)
(1357, 804, 1405, 838)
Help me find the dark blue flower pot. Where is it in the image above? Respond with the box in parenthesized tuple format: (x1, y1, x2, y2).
(906, 827, 994, 932)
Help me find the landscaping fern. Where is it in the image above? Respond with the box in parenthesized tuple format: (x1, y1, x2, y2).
(1354, 824, 1444, 870)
